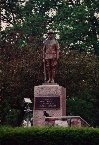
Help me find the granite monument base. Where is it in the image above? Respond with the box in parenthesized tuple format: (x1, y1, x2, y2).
(33, 83, 66, 126)
(45, 116, 90, 127)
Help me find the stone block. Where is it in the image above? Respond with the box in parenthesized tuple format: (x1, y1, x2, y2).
(33, 83, 66, 126)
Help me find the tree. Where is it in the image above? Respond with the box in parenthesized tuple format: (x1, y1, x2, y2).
(56, 51, 99, 126)
(53, 0, 99, 55)
(1, 0, 25, 26)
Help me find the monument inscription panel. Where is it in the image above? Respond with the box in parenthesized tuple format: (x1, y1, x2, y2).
(35, 96, 60, 109)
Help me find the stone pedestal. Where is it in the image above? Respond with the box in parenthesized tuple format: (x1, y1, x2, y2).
(33, 83, 66, 126)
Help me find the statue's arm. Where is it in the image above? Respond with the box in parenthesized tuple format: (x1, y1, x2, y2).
(56, 41, 60, 60)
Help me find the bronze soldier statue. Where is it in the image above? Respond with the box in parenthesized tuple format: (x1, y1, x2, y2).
(43, 29, 60, 83)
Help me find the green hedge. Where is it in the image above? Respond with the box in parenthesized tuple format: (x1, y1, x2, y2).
(0, 126, 99, 145)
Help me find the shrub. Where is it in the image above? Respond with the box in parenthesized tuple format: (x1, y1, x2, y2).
(0, 126, 99, 145)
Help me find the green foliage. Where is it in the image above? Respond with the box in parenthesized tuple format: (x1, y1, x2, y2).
(1, 0, 99, 53)
(67, 96, 96, 126)
(0, 95, 21, 127)
(53, 1, 99, 54)
(0, 126, 99, 145)
(56, 52, 99, 126)
(1, 0, 25, 25)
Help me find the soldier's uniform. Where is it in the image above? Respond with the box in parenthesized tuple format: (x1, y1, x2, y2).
(43, 31, 60, 83)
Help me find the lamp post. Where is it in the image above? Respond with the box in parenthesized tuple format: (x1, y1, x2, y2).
(24, 98, 32, 127)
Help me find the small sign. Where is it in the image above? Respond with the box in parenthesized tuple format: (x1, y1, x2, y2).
(35, 96, 60, 110)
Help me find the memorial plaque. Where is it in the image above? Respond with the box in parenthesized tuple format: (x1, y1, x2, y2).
(35, 96, 60, 109)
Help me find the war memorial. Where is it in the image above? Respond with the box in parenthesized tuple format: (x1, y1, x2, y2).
(33, 29, 89, 127)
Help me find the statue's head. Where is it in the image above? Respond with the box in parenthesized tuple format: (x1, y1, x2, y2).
(47, 29, 54, 34)
(47, 29, 55, 39)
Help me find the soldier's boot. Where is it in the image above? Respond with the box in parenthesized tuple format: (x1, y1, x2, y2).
(47, 70, 51, 83)
(51, 68, 55, 83)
